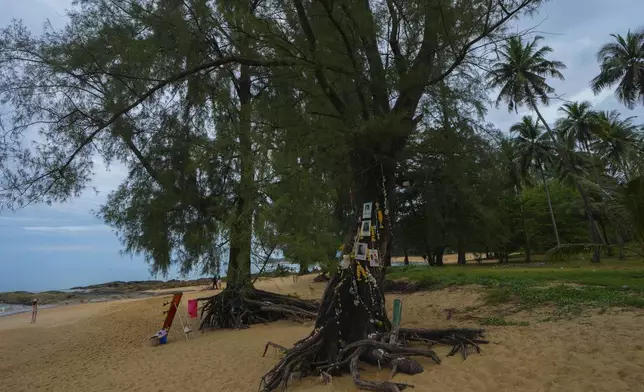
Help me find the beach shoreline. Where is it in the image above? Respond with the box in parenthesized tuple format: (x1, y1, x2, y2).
(0, 253, 481, 313)
(1, 273, 643, 392)
(0, 284, 213, 317)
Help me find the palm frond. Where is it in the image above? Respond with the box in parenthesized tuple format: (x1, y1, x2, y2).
(545, 243, 610, 261)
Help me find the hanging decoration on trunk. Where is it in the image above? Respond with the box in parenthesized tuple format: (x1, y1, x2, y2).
(360, 219, 371, 238)
(370, 224, 376, 243)
(355, 242, 368, 261)
(380, 165, 393, 237)
(368, 249, 380, 267)
(355, 262, 368, 281)
(376, 201, 384, 229)
(362, 202, 373, 219)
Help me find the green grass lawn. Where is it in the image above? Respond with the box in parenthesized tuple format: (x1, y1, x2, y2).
(387, 257, 644, 314)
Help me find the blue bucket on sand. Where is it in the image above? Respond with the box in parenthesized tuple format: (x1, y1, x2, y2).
(159, 335, 168, 344)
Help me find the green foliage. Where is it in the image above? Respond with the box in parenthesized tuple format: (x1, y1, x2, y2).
(388, 262, 644, 289)
(520, 181, 588, 248)
(389, 262, 644, 311)
(620, 176, 644, 244)
(545, 243, 612, 261)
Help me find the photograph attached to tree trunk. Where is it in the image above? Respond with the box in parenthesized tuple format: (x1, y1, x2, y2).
(3, 0, 644, 392)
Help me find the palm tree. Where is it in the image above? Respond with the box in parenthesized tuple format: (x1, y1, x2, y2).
(510, 116, 561, 246)
(555, 101, 601, 153)
(591, 29, 644, 109)
(489, 36, 566, 136)
(499, 137, 532, 261)
(552, 128, 605, 262)
(594, 110, 643, 182)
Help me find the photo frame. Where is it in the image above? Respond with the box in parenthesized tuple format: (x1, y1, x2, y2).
(355, 242, 368, 261)
(369, 249, 379, 267)
(362, 202, 373, 219)
(360, 219, 371, 238)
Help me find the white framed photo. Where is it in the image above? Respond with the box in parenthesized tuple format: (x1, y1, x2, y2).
(369, 249, 379, 267)
(355, 242, 368, 261)
(362, 202, 373, 219)
(360, 219, 371, 238)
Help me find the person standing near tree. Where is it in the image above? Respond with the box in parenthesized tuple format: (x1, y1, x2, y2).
(30, 298, 39, 323)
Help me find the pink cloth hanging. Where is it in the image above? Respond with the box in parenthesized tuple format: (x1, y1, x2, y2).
(187, 299, 198, 318)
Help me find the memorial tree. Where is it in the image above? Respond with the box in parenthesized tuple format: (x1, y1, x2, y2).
(0, 0, 546, 390)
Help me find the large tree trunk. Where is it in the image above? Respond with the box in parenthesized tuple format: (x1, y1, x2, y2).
(259, 159, 486, 392)
(434, 246, 445, 266)
(539, 164, 561, 247)
(199, 62, 319, 331)
(457, 241, 466, 265)
(225, 63, 254, 290)
(574, 182, 603, 263)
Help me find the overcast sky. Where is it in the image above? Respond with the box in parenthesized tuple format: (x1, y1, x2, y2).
(1, 0, 643, 291)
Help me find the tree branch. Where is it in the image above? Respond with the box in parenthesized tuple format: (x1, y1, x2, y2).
(18, 56, 296, 198)
(385, 0, 406, 76)
(292, 0, 347, 117)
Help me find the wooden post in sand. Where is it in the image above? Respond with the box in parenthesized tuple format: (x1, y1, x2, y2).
(389, 298, 403, 345)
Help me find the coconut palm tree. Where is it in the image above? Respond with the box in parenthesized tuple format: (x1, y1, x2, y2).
(552, 127, 605, 262)
(489, 36, 566, 135)
(510, 116, 561, 246)
(591, 29, 644, 109)
(594, 110, 643, 182)
(555, 101, 601, 153)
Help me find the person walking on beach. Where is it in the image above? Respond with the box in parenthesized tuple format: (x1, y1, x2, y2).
(30, 298, 39, 323)
(212, 274, 220, 290)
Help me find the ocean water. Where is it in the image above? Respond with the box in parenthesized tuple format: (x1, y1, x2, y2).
(0, 303, 56, 317)
(0, 303, 26, 316)
(0, 261, 316, 318)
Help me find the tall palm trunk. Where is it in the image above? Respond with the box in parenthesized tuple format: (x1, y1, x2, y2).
(535, 101, 606, 262)
(538, 163, 561, 246)
(531, 104, 562, 247)
(574, 181, 603, 263)
(515, 185, 531, 262)
(532, 103, 555, 139)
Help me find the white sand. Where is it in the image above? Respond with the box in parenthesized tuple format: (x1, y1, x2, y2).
(1, 275, 643, 391)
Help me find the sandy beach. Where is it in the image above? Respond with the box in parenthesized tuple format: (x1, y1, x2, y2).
(1, 275, 644, 392)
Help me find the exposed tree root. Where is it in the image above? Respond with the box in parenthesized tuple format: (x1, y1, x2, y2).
(259, 264, 488, 392)
(197, 286, 319, 330)
(260, 325, 486, 392)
